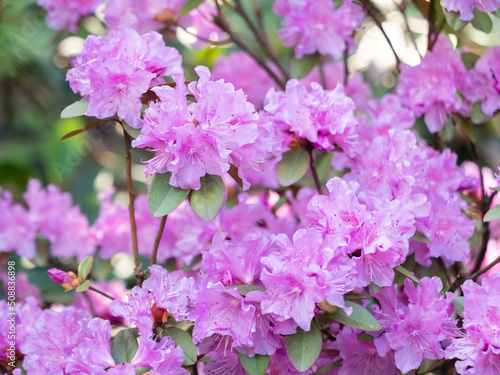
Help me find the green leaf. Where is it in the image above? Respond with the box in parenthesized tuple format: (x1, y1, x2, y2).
(471, 102, 490, 125)
(452, 296, 465, 318)
(443, 10, 468, 31)
(357, 332, 374, 341)
(461, 52, 480, 70)
(179, 0, 204, 15)
(75, 280, 90, 292)
(315, 360, 343, 375)
(369, 283, 383, 294)
(163, 327, 197, 366)
(472, 9, 492, 33)
(237, 352, 270, 375)
(111, 329, 139, 365)
(122, 122, 141, 139)
(410, 231, 431, 244)
(276, 149, 310, 187)
(290, 54, 320, 79)
(455, 116, 477, 143)
(148, 173, 190, 217)
(394, 265, 421, 285)
(326, 301, 381, 331)
(484, 204, 500, 222)
(226, 284, 267, 296)
(189, 174, 225, 222)
(285, 319, 322, 372)
(78, 256, 93, 280)
(60, 100, 90, 118)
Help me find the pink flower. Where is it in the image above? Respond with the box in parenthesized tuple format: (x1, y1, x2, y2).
(134, 66, 275, 190)
(189, 282, 257, 348)
(273, 0, 364, 59)
(37, 0, 101, 32)
(264, 79, 359, 153)
(24, 179, 94, 260)
(0, 188, 36, 259)
(442, 0, 500, 21)
(446, 274, 500, 374)
(396, 36, 471, 133)
(67, 29, 182, 128)
(211, 52, 280, 109)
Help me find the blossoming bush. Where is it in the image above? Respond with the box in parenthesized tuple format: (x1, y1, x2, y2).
(2, 0, 500, 374)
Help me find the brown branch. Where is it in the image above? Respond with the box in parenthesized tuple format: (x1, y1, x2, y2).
(306, 143, 324, 195)
(123, 127, 143, 286)
(214, 1, 286, 89)
(233, 0, 290, 81)
(362, 0, 401, 71)
(88, 285, 115, 301)
(150, 215, 167, 266)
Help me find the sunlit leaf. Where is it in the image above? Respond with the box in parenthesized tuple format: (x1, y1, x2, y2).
(326, 301, 381, 331)
(276, 149, 310, 187)
(148, 173, 190, 217)
(285, 319, 322, 372)
(237, 352, 270, 375)
(60, 100, 90, 118)
(189, 175, 225, 222)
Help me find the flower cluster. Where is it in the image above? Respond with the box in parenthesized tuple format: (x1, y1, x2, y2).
(37, 0, 101, 32)
(446, 274, 500, 374)
(133, 66, 277, 190)
(0, 179, 94, 260)
(273, 0, 364, 60)
(67, 28, 182, 128)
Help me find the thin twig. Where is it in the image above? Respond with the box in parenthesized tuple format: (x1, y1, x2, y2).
(420, 358, 448, 374)
(233, 0, 290, 81)
(214, 1, 286, 89)
(470, 253, 500, 280)
(437, 257, 452, 287)
(306, 143, 324, 195)
(343, 49, 349, 86)
(362, 0, 401, 70)
(318, 60, 327, 89)
(397, 0, 422, 59)
(88, 285, 115, 301)
(123, 127, 143, 286)
(150, 215, 168, 266)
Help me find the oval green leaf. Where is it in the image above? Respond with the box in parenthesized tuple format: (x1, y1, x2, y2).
(444, 10, 468, 31)
(179, 0, 204, 15)
(276, 149, 310, 187)
(394, 265, 421, 285)
(163, 327, 197, 366)
(122, 122, 141, 139)
(461, 52, 480, 70)
(471, 102, 490, 125)
(290, 54, 320, 79)
(78, 256, 93, 280)
(472, 10, 492, 33)
(326, 300, 381, 332)
(75, 279, 90, 292)
(61, 100, 90, 118)
(237, 352, 270, 375)
(452, 296, 465, 318)
(189, 174, 225, 222)
(410, 231, 431, 244)
(148, 173, 190, 217)
(285, 319, 322, 372)
(484, 204, 500, 222)
(111, 329, 139, 365)
(315, 360, 343, 375)
(226, 284, 267, 296)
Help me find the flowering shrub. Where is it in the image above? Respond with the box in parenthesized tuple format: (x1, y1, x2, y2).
(2, 0, 500, 374)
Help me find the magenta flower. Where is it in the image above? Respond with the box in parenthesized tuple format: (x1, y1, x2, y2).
(211, 52, 280, 109)
(67, 29, 182, 128)
(203, 230, 277, 286)
(0, 188, 36, 259)
(464, 46, 500, 116)
(396, 36, 471, 133)
(273, 0, 364, 59)
(334, 327, 397, 375)
(189, 282, 256, 348)
(37, 0, 101, 32)
(442, 0, 500, 21)
(47, 268, 72, 285)
(264, 79, 359, 153)
(23, 179, 94, 260)
(142, 265, 195, 321)
(134, 66, 275, 190)
(111, 286, 154, 325)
